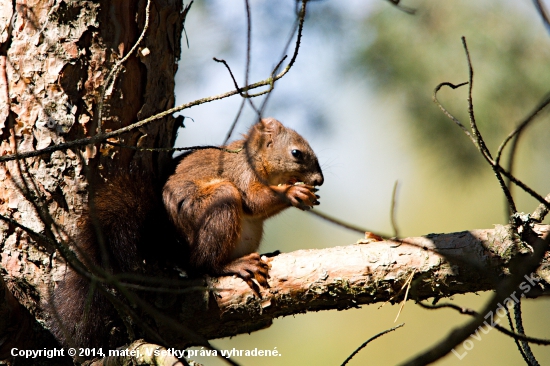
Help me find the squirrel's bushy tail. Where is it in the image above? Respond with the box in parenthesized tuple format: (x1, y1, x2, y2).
(50, 267, 119, 350)
(49, 173, 172, 350)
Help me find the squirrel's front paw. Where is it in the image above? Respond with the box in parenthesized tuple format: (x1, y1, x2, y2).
(287, 183, 320, 211)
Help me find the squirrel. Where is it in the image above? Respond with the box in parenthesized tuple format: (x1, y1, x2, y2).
(50, 117, 324, 352)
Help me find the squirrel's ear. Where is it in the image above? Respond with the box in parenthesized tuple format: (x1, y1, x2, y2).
(260, 118, 283, 133)
(256, 118, 283, 148)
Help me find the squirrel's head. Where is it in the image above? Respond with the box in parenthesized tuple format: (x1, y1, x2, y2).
(246, 118, 324, 187)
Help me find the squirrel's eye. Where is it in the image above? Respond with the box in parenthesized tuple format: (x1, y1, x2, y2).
(291, 149, 303, 159)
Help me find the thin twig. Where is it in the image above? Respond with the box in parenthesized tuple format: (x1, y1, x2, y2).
(105, 141, 242, 154)
(533, 0, 550, 35)
(434, 44, 547, 215)
(217, 1, 306, 178)
(244, 0, 252, 96)
(215, 0, 308, 136)
(497, 92, 550, 216)
(417, 301, 550, 346)
(211, 56, 259, 118)
(505, 133, 520, 217)
(390, 180, 400, 238)
(461, 36, 517, 214)
(257, 0, 307, 117)
(213, 57, 242, 94)
(181, 1, 194, 48)
(309, 210, 390, 239)
(432, 82, 473, 142)
(394, 269, 415, 322)
(506, 306, 530, 364)
(341, 323, 405, 366)
(496, 166, 550, 212)
(514, 300, 540, 366)
(532, 193, 550, 223)
(222, 98, 247, 147)
(286, 0, 308, 73)
(386, 0, 417, 14)
(495, 92, 550, 166)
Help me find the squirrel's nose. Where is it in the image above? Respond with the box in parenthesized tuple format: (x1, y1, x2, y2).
(312, 173, 324, 187)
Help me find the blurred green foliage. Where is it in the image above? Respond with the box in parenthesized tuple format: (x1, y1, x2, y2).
(354, 0, 550, 176)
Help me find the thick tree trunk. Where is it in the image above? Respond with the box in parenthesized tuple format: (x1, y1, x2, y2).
(0, 0, 184, 363)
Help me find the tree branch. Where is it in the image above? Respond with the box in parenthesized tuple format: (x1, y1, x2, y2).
(165, 225, 549, 345)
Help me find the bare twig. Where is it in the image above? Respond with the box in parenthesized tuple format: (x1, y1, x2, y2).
(461, 37, 517, 214)
(243, 0, 252, 98)
(433, 44, 550, 214)
(532, 193, 550, 223)
(533, 0, 550, 35)
(390, 180, 400, 238)
(513, 300, 540, 366)
(309, 210, 390, 239)
(506, 307, 530, 364)
(216, 0, 308, 143)
(495, 92, 550, 167)
(496, 92, 550, 216)
(181, 1, 194, 48)
(222, 98, 247, 147)
(256, 0, 308, 117)
(215, 54, 287, 146)
(105, 140, 242, 154)
(496, 167, 550, 212)
(341, 323, 405, 366)
(286, 0, 307, 74)
(432, 81, 472, 141)
(211, 57, 258, 117)
(394, 269, 415, 322)
(416, 301, 550, 346)
(213, 57, 242, 94)
(386, 0, 417, 15)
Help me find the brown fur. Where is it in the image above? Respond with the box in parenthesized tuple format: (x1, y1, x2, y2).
(50, 174, 176, 351)
(51, 118, 323, 352)
(163, 118, 323, 283)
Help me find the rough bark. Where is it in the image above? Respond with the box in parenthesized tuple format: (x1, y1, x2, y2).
(152, 225, 550, 346)
(0, 0, 184, 363)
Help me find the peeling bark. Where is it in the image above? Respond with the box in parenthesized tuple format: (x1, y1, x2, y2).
(0, 0, 184, 362)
